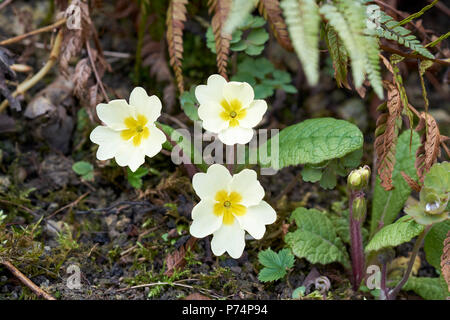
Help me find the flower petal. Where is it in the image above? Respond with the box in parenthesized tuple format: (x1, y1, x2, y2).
(229, 169, 265, 207)
(218, 126, 254, 145)
(238, 99, 267, 129)
(195, 74, 227, 105)
(90, 126, 123, 160)
(141, 125, 166, 158)
(192, 164, 232, 200)
(235, 201, 276, 239)
(198, 102, 229, 133)
(211, 219, 245, 259)
(190, 200, 223, 238)
(222, 81, 254, 108)
(96, 99, 133, 130)
(114, 141, 145, 172)
(130, 87, 162, 123)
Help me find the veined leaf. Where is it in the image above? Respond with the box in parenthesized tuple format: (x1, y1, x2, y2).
(286, 207, 350, 268)
(424, 220, 450, 271)
(365, 216, 424, 253)
(258, 248, 295, 282)
(402, 276, 448, 300)
(260, 118, 363, 170)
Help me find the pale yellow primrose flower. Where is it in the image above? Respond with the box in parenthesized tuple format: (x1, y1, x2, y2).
(190, 164, 277, 259)
(195, 74, 268, 145)
(90, 87, 166, 172)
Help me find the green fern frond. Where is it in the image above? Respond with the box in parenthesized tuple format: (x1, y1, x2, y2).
(373, 5, 434, 59)
(325, 25, 349, 89)
(336, 0, 383, 98)
(281, 0, 320, 86)
(223, 0, 259, 35)
(320, 3, 366, 88)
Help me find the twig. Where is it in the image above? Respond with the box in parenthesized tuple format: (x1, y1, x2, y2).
(1, 261, 56, 300)
(380, 44, 450, 67)
(46, 192, 90, 220)
(116, 281, 193, 292)
(0, 0, 13, 11)
(388, 225, 432, 299)
(86, 41, 109, 103)
(0, 18, 66, 46)
(0, 30, 63, 113)
(0, 199, 38, 217)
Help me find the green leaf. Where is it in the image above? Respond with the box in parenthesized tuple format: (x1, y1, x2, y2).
(424, 162, 450, 196)
(127, 167, 149, 189)
(370, 131, 421, 236)
(365, 216, 424, 253)
(285, 207, 350, 268)
(301, 166, 323, 183)
(258, 248, 295, 282)
(72, 161, 93, 176)
(246, 28, 270, 45)
(260, 118, 363, 170)
(179, 86, 199, 122)
(424, 220, 450, 271)
(402, 276, 448, 300)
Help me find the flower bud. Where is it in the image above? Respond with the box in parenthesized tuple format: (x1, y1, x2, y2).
(348, 165, 371, 190)
(352, 196, 367, 222)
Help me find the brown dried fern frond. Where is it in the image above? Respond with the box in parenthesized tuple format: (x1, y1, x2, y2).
(208, 0, 232, 79)
(258, 0, 293, 51)
(166, 0, 188, 93)
(415, 112, 441, 182)
(442, 231, 450, 292)
(400, 171, 421, 192)
(59, 0, 93, 76)
(374, 81, 403, 191)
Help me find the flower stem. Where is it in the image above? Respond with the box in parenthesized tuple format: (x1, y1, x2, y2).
(388, 225, 431, 300)
(349, 191, 365, 291)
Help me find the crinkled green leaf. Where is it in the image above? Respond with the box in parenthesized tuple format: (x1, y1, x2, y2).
(402, 276, 448, 300)
(365, 216, 424, 253)
(258, 248, 295, 282)
(261, 118, 363, 170)
(286, 207, 350, 268)
(424, 220, 450, 271)
(370, 131, 421, 235)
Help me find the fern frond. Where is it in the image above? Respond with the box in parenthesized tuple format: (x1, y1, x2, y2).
(336, 0, 383, 98)
(166, 0, 188, 93)
(374, 82, 403, 191)
(320, 3, 365, 89)
(258, 0, 293, 51)
(281, 0, 320, 85)
(325, 25, 349, 89)
(208, 0, 232, 79)
(373, 5, 434, 59)
(415, 112, 441, 182)
(224, 0, 258, 35)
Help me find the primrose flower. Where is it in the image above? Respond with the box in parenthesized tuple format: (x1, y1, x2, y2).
(190, 164, 276, 259)
(90, 87, 166, 172)
(195, 74, 267, 145)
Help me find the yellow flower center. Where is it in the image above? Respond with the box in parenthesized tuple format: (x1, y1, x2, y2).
(220, 99, 247, 127)
(213, 190, 246, 225)
(120, 114, 150, 146)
